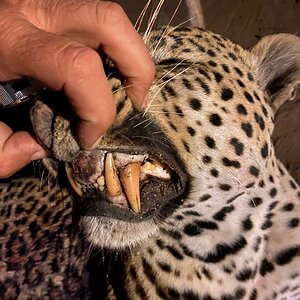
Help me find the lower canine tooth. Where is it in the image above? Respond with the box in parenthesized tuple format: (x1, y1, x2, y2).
(65, 164, 83, 196)
(120, 163, 141, 213)
(105, 153, 122, 197)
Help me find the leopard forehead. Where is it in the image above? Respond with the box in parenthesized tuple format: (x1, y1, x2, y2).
(106, 26, 274, 193)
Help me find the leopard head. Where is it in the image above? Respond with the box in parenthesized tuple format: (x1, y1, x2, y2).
(31, 27, 300, 249)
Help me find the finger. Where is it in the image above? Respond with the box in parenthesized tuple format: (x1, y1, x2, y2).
(0, 15, 116, 149)
(32, 1, 155, 109)
(0, 122, 46, 178)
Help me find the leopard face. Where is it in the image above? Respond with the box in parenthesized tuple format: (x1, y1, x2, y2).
(31, 26, 300, 251)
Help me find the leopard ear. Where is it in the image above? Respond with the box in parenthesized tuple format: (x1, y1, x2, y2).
(250, 34, 300, 111)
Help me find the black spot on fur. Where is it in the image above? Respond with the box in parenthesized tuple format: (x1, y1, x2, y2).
(269, 188, 277, 198)
(210, 168, 219, 177)
(213, 205, 235, 221)
(182, 290, 200, 300)
(228, 52, 238, 61)
(236, 104, 247, 115)
(195, 77, 210, 94)
(142, 258, 156, 283)
(187, 126, 196, 136)
(198, 68, 211, 80)
(254, 113, 265, 130)
(116, 101, 125, 114)
(174, 104, 184, 117)
(222, 157, 241, 168)
(205, 136, 216, 149)
(242, 216, 253, 231)
(276, 246, 300, 266)
(198, 236, 247, 263)
(262, 106, 268, 117)
(207, 49, 216, 57)
(241, 123, 253, 137)
(168, 288, 180, 299)
(244, 91, 254, 103)
(157, 261, 172, 273)
(166, 246, 184, 260)
(208, 60, 217, 67)
(288, 218, 299, 228)
(168, 121, 178, 132)
(237, 79, 245, 88)
(199, 194, 211, 202)
(249, 166, 259, 177)
(234, 67, 243, 77)
(259, 259, 275, 276)
(164, 85, 178, 97)
(202, 267, 213, 280)
(236, 268, 253, 281)
(213, 72, 223, 83)
(221, 88, 234, 101)
(182, 140, 191, 153)
(219, 184, 232, 191)
(209, 113, 222, 126)
(182, 78, 194, 90)
(222, 64, 230, 73)
(230, 138, 244, 156)
(247, 73, 254, 81)
(249, 197, 263, 207)
(203, 155, 212, 164)
(189, 98, 202, 111)
(261, 143, 268, 158)
(282, 203, 295, 212)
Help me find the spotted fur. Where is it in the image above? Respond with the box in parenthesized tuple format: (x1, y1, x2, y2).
(1, 26, 300, 299)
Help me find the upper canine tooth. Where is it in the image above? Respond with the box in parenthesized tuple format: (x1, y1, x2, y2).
(105, 153, 122, 197)
(120, 163, 141, 213)
(65, 164, 83, 196)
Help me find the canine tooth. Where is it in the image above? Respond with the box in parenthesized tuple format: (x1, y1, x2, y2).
(65, 164, 83, 196)
(120, 163, 141, 213)
(105, 153, 122, 197)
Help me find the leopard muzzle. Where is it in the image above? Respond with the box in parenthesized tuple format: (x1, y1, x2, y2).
(65, 147, 188, 222)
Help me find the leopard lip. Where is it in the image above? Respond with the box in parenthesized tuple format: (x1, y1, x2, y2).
(67, 147, 187, 221)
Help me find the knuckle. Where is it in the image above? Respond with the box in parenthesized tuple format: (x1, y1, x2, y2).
(96, 1, 126, 27)
(62, 45, 100, 79)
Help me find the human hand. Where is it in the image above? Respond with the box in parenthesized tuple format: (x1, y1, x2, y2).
(0, 0, 155, 178)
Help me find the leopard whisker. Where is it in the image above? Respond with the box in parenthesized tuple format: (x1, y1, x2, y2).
(150, 0, 183, 53)
(112, 130, 135, 146)
(143, 0, 166, 44)
(155, 59, 188, 83)
(135, 0, 152, 33)
(144, 62, 196, 115)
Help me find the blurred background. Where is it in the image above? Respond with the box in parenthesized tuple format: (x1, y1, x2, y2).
(117, 0, 300, 183)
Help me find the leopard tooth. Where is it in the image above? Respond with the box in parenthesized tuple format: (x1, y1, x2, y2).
(120, 163, 141, 213)
(65, 164, 82, 196)
(105, 153, 122, 197)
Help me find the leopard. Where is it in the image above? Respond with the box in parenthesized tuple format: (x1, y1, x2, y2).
(1, 24, 300, 299)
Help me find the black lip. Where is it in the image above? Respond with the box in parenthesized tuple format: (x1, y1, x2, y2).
(76, 146, 188, 222)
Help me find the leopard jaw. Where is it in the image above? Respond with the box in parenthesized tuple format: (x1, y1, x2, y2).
(65, 151, 172, 213)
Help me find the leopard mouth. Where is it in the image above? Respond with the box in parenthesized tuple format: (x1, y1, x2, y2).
(65, 148, 187, 222)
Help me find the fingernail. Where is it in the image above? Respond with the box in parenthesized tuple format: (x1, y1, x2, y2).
(85, 135, 103, 150)
(141, 94, 149, 110)
(31, 149, 47, 161)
